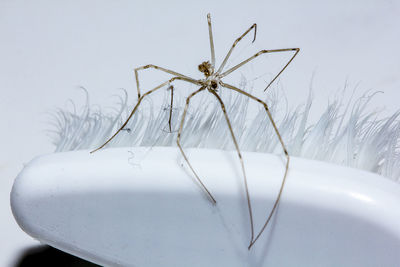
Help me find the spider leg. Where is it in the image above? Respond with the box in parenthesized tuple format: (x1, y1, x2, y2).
(208, 89, 255, 246)
(167, 84, 174, 132)
(220, 82, 290, 249)
(176, 86, 217, 204)
(216, 23, 257, 74)
(90, 76, 197, 153)
(219, 48, 300, 92)
(134, 64, 200, 98)
(207, 13, 216, 68)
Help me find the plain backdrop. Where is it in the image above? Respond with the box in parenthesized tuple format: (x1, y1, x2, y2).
(1, 0, 399, 265)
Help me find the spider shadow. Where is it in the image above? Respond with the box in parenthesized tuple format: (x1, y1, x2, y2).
(14, 245, 100, 267)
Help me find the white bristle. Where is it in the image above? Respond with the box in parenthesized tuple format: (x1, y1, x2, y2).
(47, 84, 400, 181)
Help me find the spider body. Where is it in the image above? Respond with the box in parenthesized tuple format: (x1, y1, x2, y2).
(91, 13, 299, 249)
(198, 61, 220, 91)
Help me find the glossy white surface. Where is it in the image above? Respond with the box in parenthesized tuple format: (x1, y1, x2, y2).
(11, 147, 400, 266)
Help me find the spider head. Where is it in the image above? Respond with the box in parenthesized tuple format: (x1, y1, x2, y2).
(204, 76, 220, 92)
(210, 80, 218, 90)
(198, 61, 214, 77)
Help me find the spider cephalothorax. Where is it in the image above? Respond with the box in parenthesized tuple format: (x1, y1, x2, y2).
(92, 13, 299, 250)
(203, 76, 220, 92)
(209, 80, 219, 90)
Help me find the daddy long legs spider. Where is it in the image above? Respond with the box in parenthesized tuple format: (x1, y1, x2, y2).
(91, 13, 300, 249)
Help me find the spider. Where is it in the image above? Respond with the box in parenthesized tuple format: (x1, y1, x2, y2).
(91, 14, 299, 249)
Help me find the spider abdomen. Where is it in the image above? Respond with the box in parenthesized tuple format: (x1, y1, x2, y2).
(198, 61, 214, 77)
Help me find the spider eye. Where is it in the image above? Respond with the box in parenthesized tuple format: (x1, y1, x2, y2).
(211, 81, 218, 89)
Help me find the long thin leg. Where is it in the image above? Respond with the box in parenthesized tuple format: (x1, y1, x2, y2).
(207, 13, 216, 69)
(219, 48, 300, 92)
(134, 64, 201, 99)
(221, 82, 290, 249)
(176, 86, 217, 204)
(216, 23, 257, 74)
(90, 76, 198, 153)
(209, 89, 255, 246)
(167, 85, 174, 132)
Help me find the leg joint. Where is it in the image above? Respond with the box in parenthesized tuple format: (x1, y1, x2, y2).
(233, 38, 241, 46)
(256, 50, 268, 56)
(141, 64, 155, 70)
